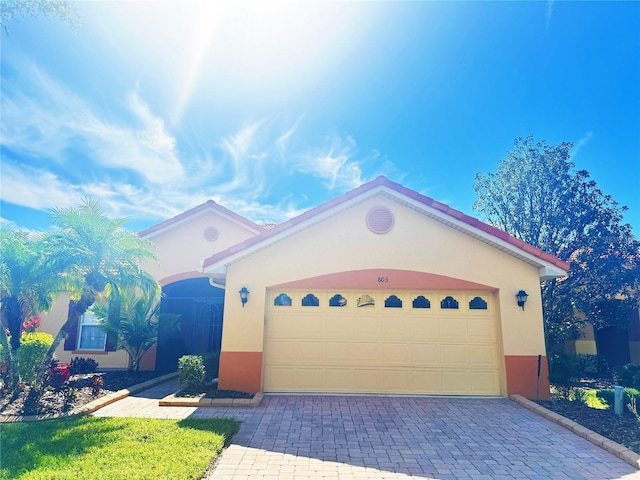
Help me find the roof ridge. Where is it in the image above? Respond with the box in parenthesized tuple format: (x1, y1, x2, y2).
(201, 176, 569, 272)
(139, 199, 262, 238)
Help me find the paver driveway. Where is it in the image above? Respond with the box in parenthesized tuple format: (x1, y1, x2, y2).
(94, 381, 640, 480)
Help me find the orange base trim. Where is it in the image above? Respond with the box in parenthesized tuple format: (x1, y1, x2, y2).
(138, 345, 157, 371)
(218, 351, 263, 394)
(505, 355, 550, 400)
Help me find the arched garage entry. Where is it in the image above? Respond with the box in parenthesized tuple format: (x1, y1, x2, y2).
(156, 277, 224, 372)
(261, 269, 502, 395)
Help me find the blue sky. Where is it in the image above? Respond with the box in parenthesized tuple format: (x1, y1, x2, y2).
(1, 1, 638, 237)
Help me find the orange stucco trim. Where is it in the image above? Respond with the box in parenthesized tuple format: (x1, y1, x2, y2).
(505, 355, 550, 400)
(272, 269, 496, 291)
(218, 351, 263, 394)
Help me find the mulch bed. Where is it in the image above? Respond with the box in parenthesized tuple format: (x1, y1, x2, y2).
(537, 375, 640, 455)
(0, 370, 165, 417)
(538, 399, 640, 454)
(175, 384, 253, 399)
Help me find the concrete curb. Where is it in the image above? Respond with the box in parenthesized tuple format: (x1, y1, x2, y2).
(159, 391, 263, 408)
(510, 394, 640, 470)
(0, 372, 178, 423)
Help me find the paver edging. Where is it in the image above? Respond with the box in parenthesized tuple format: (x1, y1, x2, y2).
(0, 372, 178, 423)
(159, 392, 263, 407)
(510, 394, 640, 470)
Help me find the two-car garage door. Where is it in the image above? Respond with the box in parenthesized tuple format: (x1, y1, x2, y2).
(263, 289, 502, 395)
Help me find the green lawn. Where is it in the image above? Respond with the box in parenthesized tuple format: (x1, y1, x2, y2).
(0, 416, 238, 480)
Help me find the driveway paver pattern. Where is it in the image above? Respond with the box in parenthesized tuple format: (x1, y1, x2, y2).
(93, 383, 640, 480)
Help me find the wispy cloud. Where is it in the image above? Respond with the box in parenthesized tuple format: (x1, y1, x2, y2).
(546, 0, 555, 33)
(276, 114, 305, 158)
(571, 131, 593, 159)
(0, 217, 18, 229)
(218, 118, 271, 195)
(0, 162, 81, 211)
(1, 58, 183, 185)
(296, 136, 365, 190)
(1, 56, 402, 229)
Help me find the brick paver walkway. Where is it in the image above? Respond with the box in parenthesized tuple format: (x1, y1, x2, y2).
(93, 383, 640, 479)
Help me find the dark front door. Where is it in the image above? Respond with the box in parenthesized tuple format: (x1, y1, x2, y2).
(156, 278, 225, 372)
(596, 326, 630, 368)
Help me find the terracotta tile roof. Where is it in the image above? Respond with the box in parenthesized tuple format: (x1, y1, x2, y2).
(139, 200, 262, 238)
(201, 176, 570, 272)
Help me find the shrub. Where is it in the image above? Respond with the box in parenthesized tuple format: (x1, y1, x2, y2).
(574, 354, 608, 375)
(548, 353, 581, 398)
(44, 358, 71, 390)
(69, 357, 99, 375)
(19, 332, 53, 384)
(614, 363, 640, 389)
(178, 355, 205, 392)
(596, 387, 640, 410)
(201, 352, 220, 382)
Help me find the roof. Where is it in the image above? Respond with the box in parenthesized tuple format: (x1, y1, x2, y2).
(201, 176, 570, 280)
(139, 200, 263, 239)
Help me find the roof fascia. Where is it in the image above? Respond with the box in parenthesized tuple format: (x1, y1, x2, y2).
(384, 189, 568, 278)
(140, 202, 263, 239)
(202, 184, 567, 280)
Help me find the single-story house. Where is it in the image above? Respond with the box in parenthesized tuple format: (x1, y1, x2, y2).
(42, 176, 569, 400)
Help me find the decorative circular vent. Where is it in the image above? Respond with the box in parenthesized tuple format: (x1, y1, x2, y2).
(203, 226, 219, 242)
(366, 206, 394, 234)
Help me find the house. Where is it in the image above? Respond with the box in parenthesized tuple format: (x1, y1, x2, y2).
(42, 176, 568, 400)
(566, 308, 640, 367)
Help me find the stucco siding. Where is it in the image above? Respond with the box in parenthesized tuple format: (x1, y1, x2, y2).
(141, 210, 258, 284)
(220, 195, 546, 358)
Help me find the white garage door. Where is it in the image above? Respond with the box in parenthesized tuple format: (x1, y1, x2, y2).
(263, 289, 502, 395)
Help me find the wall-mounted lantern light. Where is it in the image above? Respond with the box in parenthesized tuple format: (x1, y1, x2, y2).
(239, 287, 250, 308)
(516, 290, 529, 310)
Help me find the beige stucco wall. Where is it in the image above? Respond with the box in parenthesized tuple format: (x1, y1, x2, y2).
(574, 340, 598, 355)
(141, 210, 258, 284)
(220, 195, 546, 358)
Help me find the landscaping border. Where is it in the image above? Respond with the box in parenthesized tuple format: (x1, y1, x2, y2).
(0, 372, 178, 423)
(159, 392, 263, 407)
(510, 394, 640, 470)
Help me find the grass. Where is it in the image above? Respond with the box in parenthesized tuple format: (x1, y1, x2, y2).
(0, 416, 238, 480)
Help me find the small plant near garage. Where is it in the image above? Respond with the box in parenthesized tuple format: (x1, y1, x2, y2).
(176, 354, 253, 399)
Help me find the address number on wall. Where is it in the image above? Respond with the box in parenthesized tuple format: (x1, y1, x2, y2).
(377, 276, 389, 283)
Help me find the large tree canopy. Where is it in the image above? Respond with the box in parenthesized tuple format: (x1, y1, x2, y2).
(0, 0, 81, 34)
(474, 136, 640, 351)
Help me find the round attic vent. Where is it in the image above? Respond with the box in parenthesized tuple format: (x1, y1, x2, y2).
(203, 226, 219, 242)
(366, 206, 394, 234)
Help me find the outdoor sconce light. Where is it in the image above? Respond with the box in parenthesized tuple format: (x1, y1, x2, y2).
(516, 290, 529, 310)
(239, 287, 250, 308)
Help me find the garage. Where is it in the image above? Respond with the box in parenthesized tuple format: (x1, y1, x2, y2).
(263, 289, 501, 395)
(205, 176, 568, 399)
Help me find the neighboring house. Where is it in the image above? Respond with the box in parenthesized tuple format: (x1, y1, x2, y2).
(40, 176, 569, 400)
(566, 307, 640, 367)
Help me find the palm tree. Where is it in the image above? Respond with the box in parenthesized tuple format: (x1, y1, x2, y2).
(93, 289, 179, 371)
(0, 228, 69, 387)
(41, 198, 159, 373)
